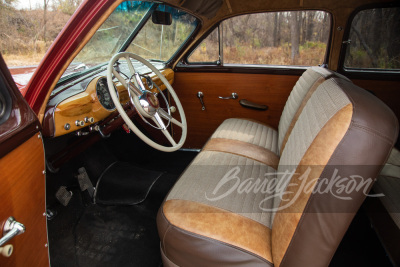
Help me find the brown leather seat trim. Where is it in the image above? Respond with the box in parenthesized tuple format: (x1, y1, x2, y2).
(204, 138, 279, 169)
(277, 79, 398, 267)
(272, 103, 353, 267)
(162, 199, 273, 263)
(280, 76, 326, 153)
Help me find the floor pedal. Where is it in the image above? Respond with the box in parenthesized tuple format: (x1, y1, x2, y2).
(76, 167, 95, 198)
(55, 186, 73, 206)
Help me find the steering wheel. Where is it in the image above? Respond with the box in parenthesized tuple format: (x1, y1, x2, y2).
(106, 52, 187, 152)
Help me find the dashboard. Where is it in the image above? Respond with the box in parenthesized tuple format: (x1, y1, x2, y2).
(42, 64, 174, 138)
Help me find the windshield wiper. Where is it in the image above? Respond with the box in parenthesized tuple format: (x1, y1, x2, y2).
(149, 59, 165, 63)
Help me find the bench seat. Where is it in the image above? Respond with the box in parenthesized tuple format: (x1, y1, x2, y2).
(157, 69, 398, 267)
(210, 67, 352, 157)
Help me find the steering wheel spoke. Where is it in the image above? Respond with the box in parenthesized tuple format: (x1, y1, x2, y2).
(157, 108, 183, 128)
(112, 69, 127, 88)
(125, 56, 136, 77)
(153, 112, 167, 130)
(151, 116, 177, 146)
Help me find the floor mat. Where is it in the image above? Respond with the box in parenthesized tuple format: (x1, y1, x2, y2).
(95, 162, 163, 205)
(74, 204, 161, 267)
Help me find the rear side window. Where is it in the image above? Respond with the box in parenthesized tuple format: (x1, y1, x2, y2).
(343, 7, 400, 71)
(188, 11, 331, 67)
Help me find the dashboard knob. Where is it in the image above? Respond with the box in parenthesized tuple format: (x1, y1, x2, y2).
(84, 117, 94, 123)
(64, 123, 71, 130)
(75, 120, 84, 127)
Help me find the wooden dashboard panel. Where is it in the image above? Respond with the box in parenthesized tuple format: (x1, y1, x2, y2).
(49, 69, 174, 137)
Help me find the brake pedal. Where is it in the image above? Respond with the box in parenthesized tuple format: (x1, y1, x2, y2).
(55, 186, 73, 206)
(76, 167, 95, 198)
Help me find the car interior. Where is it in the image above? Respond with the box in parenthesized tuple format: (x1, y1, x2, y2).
(0, 0, 399, 266)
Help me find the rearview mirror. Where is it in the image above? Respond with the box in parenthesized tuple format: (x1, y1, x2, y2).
(152, 10, 172, 25)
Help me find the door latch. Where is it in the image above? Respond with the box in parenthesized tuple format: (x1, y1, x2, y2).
(219, 92, 238, 100)
(0, 217, 25, 247)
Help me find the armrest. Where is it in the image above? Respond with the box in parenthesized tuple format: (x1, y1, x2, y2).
(239, 99, 268, 111)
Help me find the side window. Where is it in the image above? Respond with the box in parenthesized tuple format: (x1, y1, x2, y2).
(188, 27, 219, 63)
(187, 11, 331, 67)
(343, 7, 400, 71)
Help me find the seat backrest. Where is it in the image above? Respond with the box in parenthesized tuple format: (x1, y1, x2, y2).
(277, 67, 351, 154)
(271, 78, 398, 266)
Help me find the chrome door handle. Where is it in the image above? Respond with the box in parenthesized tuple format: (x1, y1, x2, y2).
(0, 217, 25, 247)
(219, 92, 238, 100)
(197, 91, 205, 110)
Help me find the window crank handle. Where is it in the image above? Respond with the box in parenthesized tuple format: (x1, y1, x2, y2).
(197, 91, 205, 110)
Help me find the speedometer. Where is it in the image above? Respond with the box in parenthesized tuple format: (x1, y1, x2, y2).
(96, 77, 117, 110)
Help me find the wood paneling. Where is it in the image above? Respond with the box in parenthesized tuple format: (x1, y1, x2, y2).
(53, 69, 174, 137)
(0, 134, 48, 266)
(172, 72, 299, 148)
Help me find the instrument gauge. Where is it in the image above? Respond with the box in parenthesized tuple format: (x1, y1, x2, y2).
(96, 77, 118, 110)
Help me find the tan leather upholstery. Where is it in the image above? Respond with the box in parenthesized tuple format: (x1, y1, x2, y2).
(162, 200, 273, 262)
(271, 103, 353, 266)
(204, 138, 279, 169)
(157, 72, 398, 266)
(211, 118, 279, 155)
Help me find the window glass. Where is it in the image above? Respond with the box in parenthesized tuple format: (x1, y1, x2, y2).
(344, 7, 400, 70)
(188, 27, 219, 63)
(126, 4, 198, 61)
(71, 2, 152, 68)
(61, 1, 198, 82)
(222, 11, 330, 66)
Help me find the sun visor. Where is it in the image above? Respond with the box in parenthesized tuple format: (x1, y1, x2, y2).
(181, 0, 223, 19)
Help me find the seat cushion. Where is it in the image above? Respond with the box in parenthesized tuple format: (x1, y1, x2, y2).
(158, 199, 273, 267)
(158, 151, 275, 266)
(211, 118, 279, 155)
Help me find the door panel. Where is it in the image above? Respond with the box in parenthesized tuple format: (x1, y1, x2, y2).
(0, 135, 48, 266)
(172, 72, 299, 148)
(0, 54, 48, 266)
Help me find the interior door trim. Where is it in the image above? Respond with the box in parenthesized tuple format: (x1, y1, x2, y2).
(0, 55, 41, 159)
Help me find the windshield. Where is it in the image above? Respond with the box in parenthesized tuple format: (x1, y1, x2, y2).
(62, 1, 198, 80)
(126, 5, 198, 61)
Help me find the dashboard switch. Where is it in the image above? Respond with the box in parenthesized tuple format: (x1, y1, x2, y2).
(64, 123, 71, 130)
(75, 120, 84, 127)
(84, 117, 94, 123)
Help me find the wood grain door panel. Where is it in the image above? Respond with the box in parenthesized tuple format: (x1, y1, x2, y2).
(0, 54, 49, 266)
(172, 72, 299, 148)
(0, 134, 48, 266)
